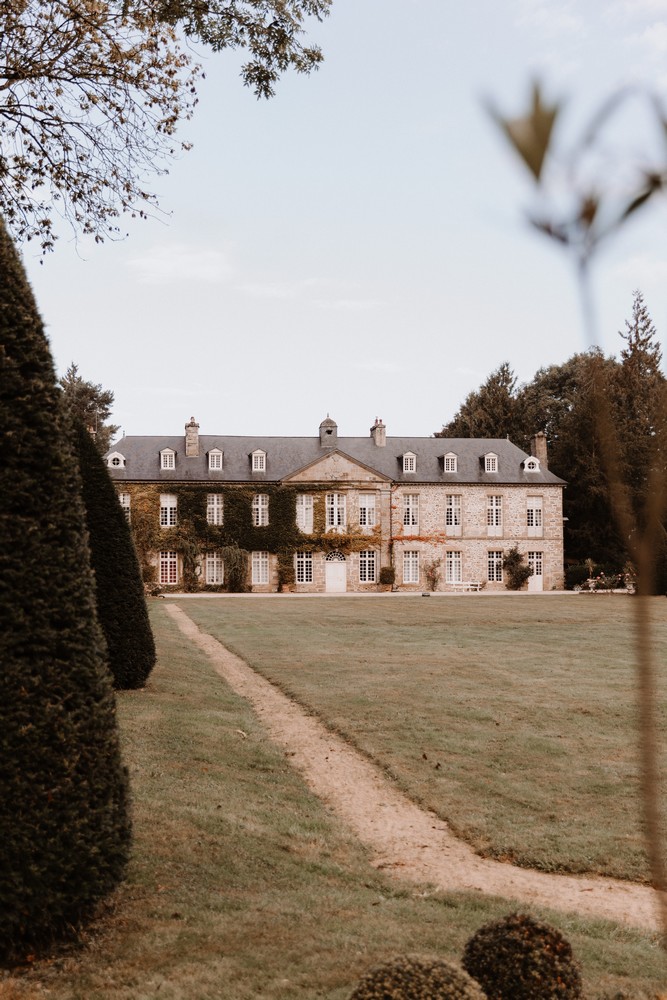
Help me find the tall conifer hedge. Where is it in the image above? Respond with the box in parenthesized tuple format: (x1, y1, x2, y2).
(71, 420, 156, 689)
(0, 220, 131, 961)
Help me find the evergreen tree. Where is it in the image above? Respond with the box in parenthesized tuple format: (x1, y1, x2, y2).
(0, 219, 131, 961)
(59, 363, 119, 454)
(70, 420, 156, 690)
(436, 362, 525, 442)
(613, 291, 667, 525)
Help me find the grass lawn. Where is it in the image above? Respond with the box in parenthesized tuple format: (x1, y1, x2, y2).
(4, 599, 666, 999)
(177, 594, 667, 885)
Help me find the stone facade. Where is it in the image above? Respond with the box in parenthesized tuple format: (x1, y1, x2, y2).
(107, 417, 565, 594)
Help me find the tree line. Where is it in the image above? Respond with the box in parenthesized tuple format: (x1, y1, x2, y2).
(436, 291, 667, 583)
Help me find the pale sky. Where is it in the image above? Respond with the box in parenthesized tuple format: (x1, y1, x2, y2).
(21, 0, 667, 441)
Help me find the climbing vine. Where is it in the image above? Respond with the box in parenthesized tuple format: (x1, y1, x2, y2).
(118, 482, 383, 591)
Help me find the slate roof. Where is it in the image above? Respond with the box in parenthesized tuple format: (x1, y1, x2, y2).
(107, 429, 566, 487)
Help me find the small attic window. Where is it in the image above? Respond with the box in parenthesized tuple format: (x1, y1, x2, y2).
(444, 453, 457, 473)
(403, 452, 416, 473)
(107, 452, 125, 468)
(161, 449, 175, 470)
(208, 449, 223, 471)
(484, 453, 498, 473)
(252, 450, 266, 472)
(524, 456, 540, 472)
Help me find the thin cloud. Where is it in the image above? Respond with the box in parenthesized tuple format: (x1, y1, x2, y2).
(128, 244, 233, 285)
(513, 0, 585, 36)
(611, 253, 667, 285)
(314, 297, 384, 311)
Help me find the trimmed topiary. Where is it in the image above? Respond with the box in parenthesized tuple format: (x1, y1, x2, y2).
(348, 954, 487, 999)
(0, 219, 131, 962)
(462, 912, 582, 999)
(70, 419, 156, 689)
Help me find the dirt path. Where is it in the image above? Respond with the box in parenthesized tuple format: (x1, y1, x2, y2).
(167, 603, 661, 932)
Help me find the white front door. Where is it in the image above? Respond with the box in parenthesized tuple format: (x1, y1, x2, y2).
(528, 551, 543, 592)
(325, 552, 347, 593)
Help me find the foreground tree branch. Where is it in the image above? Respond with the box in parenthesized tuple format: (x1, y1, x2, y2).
(0, 0, 330, 250)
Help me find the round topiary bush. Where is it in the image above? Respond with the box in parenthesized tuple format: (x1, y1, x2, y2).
(348, 954, 487, 999)
(462, 912, 582, 999)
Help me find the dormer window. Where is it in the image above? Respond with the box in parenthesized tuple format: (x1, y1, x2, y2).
(161, 449, 175, 470)
(208, 449, 223, 471)
(252, 450, 266, 472)
(524, 456, 541, 472)
(484, 453, 498, 473)
(403, 452, 416, 474)
(107, 452, 125, 468)
(444, 453, 457, 473)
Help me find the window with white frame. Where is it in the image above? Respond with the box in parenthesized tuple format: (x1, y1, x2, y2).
(446, 550, 462, 583)
(208, 449, 223, 471)
(403, 550, 420, 584)
(485, 453, 498, 473)
(295, 551, 313, 584)
(359, 549, 376, 583)
(359, 493, 377, 528)
(252, 450, 266, 472)
(326, 492, 346, 529)
(160, 449, 175, 470)
(118, 492, 131, 522)
(403, 452, 416, 473)
(251, 550, 269, 584)
(160, 493, 177, 527)
(108, 452, 125, 468)
(296, 494, 314, 533)
(528, 551, 543, 577)
(159, 550, 178, 585)
(444, 453, 457, 473)
(252, 493, 269, 526)
(205, 552, 224, 585)
(403, 493, 419, 531)
(207, 493, 224, 525)
(487, 550, 503, 582)
(486, 495, 502, 536)
(527, 496, 543, 537)
(445, 494, 462, 536)
(524, 457, 540, 471)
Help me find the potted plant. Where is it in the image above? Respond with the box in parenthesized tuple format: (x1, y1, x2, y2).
(379, 565, 395, 591)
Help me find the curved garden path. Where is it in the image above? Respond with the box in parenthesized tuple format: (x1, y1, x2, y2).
(167, 603, 660, 932)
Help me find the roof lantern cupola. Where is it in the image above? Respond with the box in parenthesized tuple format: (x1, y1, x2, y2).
(319, 414, 338, 448)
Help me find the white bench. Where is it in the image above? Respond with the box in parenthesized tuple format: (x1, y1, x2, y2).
(451, 581, 483, 592)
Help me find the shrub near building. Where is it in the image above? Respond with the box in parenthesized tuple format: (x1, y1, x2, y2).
(0, 220, 131, 961)
(70, 419, 155, 689)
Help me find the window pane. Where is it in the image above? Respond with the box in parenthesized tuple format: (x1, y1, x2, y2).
(252, 551, 269, 584)
(359, 549, 376, 583)
(295, 551, 313, 584)
(359, 493, 376, 527)
(403, 550, 419, 583)
(206, 552, 224, 584)
(446, 551, 462, 583)
(487, 551, 503, 582)
(296, 494, 314, 532)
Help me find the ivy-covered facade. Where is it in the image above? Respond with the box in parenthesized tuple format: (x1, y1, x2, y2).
(107, 416, 566, 593)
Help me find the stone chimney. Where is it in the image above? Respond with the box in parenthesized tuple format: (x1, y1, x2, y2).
(319, 415, 338, 448)
(370, 417, 386, 447)
(185, 416, 200, 458)
(530, 430, 548, 469)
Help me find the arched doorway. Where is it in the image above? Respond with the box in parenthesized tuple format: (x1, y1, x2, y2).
(325, 550, 347, 593)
